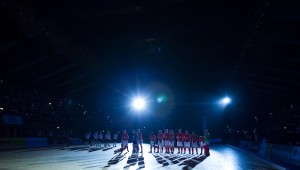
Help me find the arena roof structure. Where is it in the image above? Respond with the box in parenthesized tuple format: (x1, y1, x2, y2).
(1, 0, 300, 128)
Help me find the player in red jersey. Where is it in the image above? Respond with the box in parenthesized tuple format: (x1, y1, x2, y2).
(157, 130, 164, 153)
(168, 130, 175, 154)
(191, 131, 198, 154)
(163, 129, 169, 153)
(176, 129, 183, 154)
(183, 130, 191, 154)
(149, 132, 156, 153)
(199, 135, 204, 155)
(137, 129, 143, 153)
(121, 130, 129, 152)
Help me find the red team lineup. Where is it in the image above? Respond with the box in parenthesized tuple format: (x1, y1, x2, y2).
(121, 129, 211, 156)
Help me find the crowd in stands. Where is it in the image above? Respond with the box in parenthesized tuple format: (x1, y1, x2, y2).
(0, 79, 84, 143)
(223, 104, 300, 146)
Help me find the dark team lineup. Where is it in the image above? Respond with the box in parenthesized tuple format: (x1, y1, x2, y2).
(84, 129, 211, 156)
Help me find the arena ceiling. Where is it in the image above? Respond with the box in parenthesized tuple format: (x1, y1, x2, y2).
(1, 0, 300, 116)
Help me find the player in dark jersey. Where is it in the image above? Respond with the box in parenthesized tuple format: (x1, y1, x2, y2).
(137, 129, 143, 153)
(203, 130, 210, 156)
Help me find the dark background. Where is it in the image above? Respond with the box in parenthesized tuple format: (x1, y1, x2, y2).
(1, 0, 300, 142)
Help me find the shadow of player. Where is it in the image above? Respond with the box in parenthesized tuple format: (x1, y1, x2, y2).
(114, 148, 123, 154)
(15, 147, 67, 153)
(152, 153, 169, 166)
(123, 153, 145, 169)
(102, 152, 128, 169)
(62, 146, 93, 152)
(152, 153, 188, 166)
(178, 155, 207, 170)
(102, 146, 114, 151)
(164, 154, 193, 164)
(152, 153, 202, 169)
(89, 147, 104, 152)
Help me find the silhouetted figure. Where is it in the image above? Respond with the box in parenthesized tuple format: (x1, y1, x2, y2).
(203, 130, 210, 156)
(137, 129, 143, 153)
(132, 129, 138, 153)
(113, 132, 118, 147)
(105, 131, 111, 147)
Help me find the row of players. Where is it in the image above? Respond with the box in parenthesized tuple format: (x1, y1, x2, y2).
(84, 131, 119, 147)
(121, 129, 210, 156)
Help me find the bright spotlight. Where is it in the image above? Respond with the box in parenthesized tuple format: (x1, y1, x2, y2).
(221, 97, 231, 105)
(157, 97, 163, 103)
(132, 97, 146, 111)
(157, 94, 167, 103)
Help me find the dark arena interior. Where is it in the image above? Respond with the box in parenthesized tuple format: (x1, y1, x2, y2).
(1, 0, 300, 169)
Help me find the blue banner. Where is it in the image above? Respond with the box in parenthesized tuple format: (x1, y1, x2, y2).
(2, 115, 23, 125)
(26, 138, 48, 147)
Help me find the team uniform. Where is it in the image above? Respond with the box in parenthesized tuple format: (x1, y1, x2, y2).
(157, 131, 163, 153)
(203, 130, 210, 156)
(184, 131, 191, 154)
(169, 131, 175, 154)
(65, 133, 71, 147)
(92, 131, 98, 147)
(105, 132, 111, 147)
(132, 130, 138, 153)
(137, 130, 143, 153)
(149, 133, 156, 153)
(85, 132, 91, 147)
(163, 130, 169, 153)
(98, 132, 103, 147)
(199, 136, 204, 155)
(191, 133, 198, 154)
(176, 131, 183, 154)
(122, 131, 129, 152)
(113, 133, 118, 147)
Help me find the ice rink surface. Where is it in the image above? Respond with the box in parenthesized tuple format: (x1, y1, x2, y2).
(0, 143, 285, 170)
